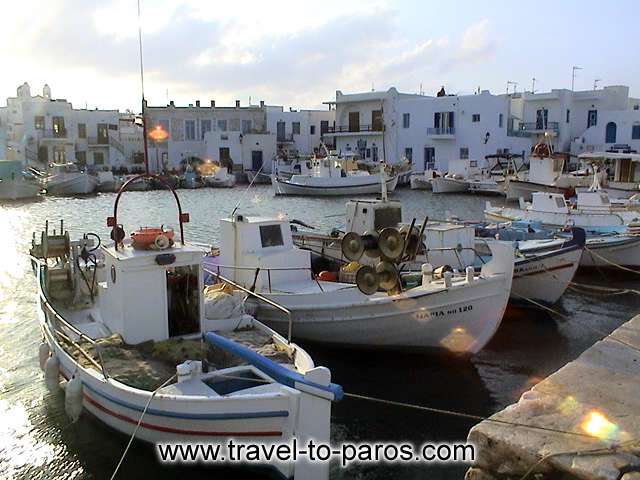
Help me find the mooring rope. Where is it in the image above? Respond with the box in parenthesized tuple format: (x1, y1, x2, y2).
(583, 246, 640, 275)
(110, 373, 176, 480)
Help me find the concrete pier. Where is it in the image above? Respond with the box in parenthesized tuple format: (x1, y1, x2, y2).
(466, 315, 640, 480)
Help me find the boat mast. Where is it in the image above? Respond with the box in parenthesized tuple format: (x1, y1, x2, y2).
(137, 0, 150, 175)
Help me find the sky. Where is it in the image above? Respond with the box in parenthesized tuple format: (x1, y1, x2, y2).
(2, 0, 640, 112)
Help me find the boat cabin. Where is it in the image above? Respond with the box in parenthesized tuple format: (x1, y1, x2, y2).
(575, 191, 613, 211)
(526, 192, 569, 214)
(446, 158, 476, 179)
(345, 199, 402, 234)
(218, 215, 312, 291)
(98, 242, 204, 344)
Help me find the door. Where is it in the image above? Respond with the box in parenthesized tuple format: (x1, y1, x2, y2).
(619, 159, 631, 182)
(587, 110, 598, 128)
(371, 145, 378, 162)
(251, 150, 263, 171)
(424, 147, 435, 170)
(536, 109, 548, 129)
(276, 121, 286, 141)
(372, 110, 383, 131)
(605, 122, 617, 144)
(348, 112, 360, 132)
(97, 123, 109, 144)
(219, 147, 231, 171)
(52, 116, 66, 137)
(38, 145, 48, 164)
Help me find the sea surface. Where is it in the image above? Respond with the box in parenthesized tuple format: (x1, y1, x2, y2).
(0, 186, 638, 479)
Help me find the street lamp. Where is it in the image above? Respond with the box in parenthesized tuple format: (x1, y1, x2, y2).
(148, 125, 169, 173)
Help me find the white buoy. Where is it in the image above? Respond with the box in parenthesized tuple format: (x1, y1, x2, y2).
(39, 343, 50, 371)
(44, 355, 60, 391)
(65, 375, 83, 422)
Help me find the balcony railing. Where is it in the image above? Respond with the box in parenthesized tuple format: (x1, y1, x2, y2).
(520, 122, 559, 132)
(87, 136, 110, 145)
(325, 124, 383, 134)
(38, 128, 67, 139)
(427, 127, 455, 135)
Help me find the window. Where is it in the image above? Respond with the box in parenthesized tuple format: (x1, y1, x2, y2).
(108, 124, 118, 131)
(230, 119, 240, 131)
(587, 110, 597, 128)
(536, 109, 548, 129)
(78, 123, 86, 138)
(242, 119, 252, 134)
(460, 147, 469, 159)
(185, 120, 196, 140)
(292, 122, 300, 135)
(259, 224, 284, 248)
(97, 123, 108, 143)
(217, 119, 227, 131)
(498, 113, 503, 128)
(632, 125, 640, 140)
(76, 151, 86, 166)
(404, 147, 412, 161)
(555, 196, 566, 209)
(605, 122, 617, 143)
(472, 114, 480, 123)
(201, 119, 212, 139)
(53, 146, 66, 163)
(34, 116, 45, 130)
(434, 111, 454, 129)
(320, 120, 329, 135)
(566, 109, 570, 123)
(403, 113, 410, 128)
(52, 116, 66, 137)
(93, 151, 104, 165)
(310, 125, 316, 135)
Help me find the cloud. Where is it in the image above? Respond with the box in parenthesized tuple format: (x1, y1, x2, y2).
(0, 1, 498, 110)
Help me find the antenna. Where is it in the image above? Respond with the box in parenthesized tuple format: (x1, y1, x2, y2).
(531, 77, 536, 93)
(571, 66, 582, 91)
(506, 81, 518, 94)
(137, 0, 150, 174)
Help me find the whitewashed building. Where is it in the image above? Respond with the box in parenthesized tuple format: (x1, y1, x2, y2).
(145, 99, 334, 173)
(1, 83, 139, 170)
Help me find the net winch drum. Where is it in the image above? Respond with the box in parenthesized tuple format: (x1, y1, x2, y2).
(341, 231, 380, 261)
(355, 265, 379, 295)
(375, 260, 399, 291)
(40, 230, 71, 259)
(378, 227, 405, 261)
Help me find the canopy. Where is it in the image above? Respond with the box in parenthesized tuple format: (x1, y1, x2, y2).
(578, 151, 640, 162)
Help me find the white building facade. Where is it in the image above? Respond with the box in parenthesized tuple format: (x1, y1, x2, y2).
(1, 83, 141, 170)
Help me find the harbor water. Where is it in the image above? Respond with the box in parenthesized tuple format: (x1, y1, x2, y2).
(1, 187, 638, 479)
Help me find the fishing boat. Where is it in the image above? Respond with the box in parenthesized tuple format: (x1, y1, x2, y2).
(95, 169, 122, 193)
(410, 169, 439, 190)
(272, 152, 398, 196)
(42, 162, 97, 196)
(576, 150, 640, 199)
(431, 159, 471, 193)
(202, 166, 236, 188)
(208, 210, 514, 354)
(123, 174, 152, 191)
(0, 159, 41, 200)
(505, 141, 591, 201)
(180, 164, 203, 189)
(485, 191, 640, 227)
(31, 177, 341, 480)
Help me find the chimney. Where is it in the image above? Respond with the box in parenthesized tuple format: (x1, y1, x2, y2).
(235, 100, 240, 108)
(195, 100, 200, 107)
(260, 100, 264, 108)
(169, 100, 175, 107)
(211, 100, 215, 108)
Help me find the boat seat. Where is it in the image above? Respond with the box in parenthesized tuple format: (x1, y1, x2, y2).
(158, 377, 221, 397)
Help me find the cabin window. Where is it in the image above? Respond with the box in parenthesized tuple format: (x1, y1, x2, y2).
(259, 224, 284, 248)
(403, 113, 410, 128)
(166, 265, 200, 337)
(632, 125, 640, 140)
(599, 194, 609, 204)
(472, 114, 480, 123)
(555, 197, 565, 208)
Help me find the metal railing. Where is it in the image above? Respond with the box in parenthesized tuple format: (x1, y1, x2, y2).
(325, 124, 383, 134)
(427, 127, 455, 135)
(87, 136, 109, 145)
(203, 267, 296, 343)
(520, 121, 559, 132)
(38, 128, 68, 139)
(205, 263, 324, 293)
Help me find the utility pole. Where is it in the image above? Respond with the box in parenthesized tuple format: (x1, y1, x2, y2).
(571, 66, 582, 91)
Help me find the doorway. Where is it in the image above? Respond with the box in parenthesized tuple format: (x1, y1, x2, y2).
(166, 265, 200, 337)
(424, 147, 435, 170)
(605, 122, 617, 144)
(349, 112, 360, 132)
(276, 121, 286, 142)
(251, 150, 263, 171)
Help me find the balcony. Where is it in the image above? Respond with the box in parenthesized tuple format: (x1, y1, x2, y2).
(38, 128, 71, 142)
(324, 124, 383, 136)
(427, 127, 455, 139)
(87, 136, 110, 146)
(518, 122, 559, 135)
(276, 133, 295, 143)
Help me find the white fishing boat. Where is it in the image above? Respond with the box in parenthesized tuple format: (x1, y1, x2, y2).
(180, 165, 203, 189)
(209, 211, 514, 354)
(577, 150, 640, 199)
(31, 181, 341, 480)
(123, 174, 152, 191)
(410, 170, 439, 190)
(203, 168, 236, 188)
(579, 231, 640, 268)
(485, 191, 640, 227)
(431, 159, 471, 193)
(0, 160, 41, 200)
(505, 141, 591, 201)
(42, 162, 97, 196)
(272, 151, 398, 196)
(95, 170, 122, 193)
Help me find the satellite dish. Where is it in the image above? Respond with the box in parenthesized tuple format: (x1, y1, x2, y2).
(356, 265, 379, 295)
(378, 227, 405, 260)
(341, 232, 364, 261)
(375, 260, 399, 291)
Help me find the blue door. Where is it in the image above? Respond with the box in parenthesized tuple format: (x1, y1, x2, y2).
(605, 122, 617, 143)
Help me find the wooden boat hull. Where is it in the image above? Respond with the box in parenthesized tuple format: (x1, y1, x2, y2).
(431, 177, 469, 194)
